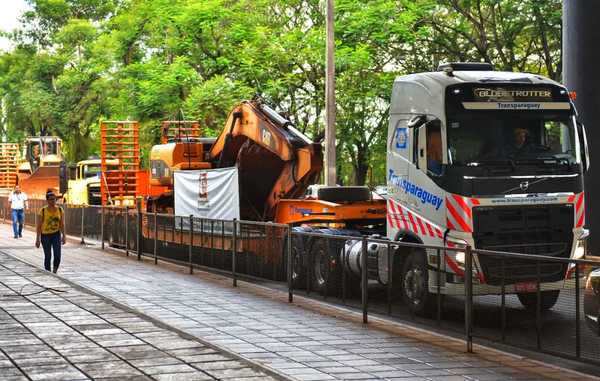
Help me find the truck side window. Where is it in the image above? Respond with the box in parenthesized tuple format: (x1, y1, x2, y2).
(426, 121, 442, 175)
(412, 127, 419, 166)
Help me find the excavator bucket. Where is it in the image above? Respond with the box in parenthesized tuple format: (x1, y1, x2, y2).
(100, 121, 142, 206)
(0, 143, 19, 196)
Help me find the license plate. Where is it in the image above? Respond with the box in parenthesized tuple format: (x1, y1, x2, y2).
(515, 281, 538, 293)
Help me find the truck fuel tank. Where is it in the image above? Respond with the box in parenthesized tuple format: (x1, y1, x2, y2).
(342, 238, 390, 285)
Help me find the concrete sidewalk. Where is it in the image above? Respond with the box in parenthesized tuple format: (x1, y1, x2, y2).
(0, 224, 594, 381)
(0, 252, 278, 381)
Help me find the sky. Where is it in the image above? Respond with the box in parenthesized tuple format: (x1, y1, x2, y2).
(0, 0, 31, 51)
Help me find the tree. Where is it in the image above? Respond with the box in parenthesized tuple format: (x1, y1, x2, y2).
(0, 0, 563, 182)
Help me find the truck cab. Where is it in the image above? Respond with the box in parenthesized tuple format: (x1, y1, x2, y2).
(387, 63, 589, 313)
(65, 159, 118, 205)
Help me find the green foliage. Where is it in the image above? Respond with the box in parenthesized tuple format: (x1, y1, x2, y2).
(0, 0, 562, 184)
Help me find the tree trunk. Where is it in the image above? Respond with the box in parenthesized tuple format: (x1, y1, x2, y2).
(353, 144, 369, 186)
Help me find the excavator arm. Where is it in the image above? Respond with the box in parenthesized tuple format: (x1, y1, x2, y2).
(210, 100, 322, 220)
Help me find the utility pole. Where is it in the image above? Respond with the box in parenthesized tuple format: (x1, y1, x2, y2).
(324, 0, 336, 186)
(563, 1, 600, 253)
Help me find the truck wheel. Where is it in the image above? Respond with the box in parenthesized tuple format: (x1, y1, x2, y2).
(311, 238, 341, 296)
(401, 251, 435, 315)
(517, 290, 560, 311)
(317, 186, 371, 203)
(291, 236, 306, 288)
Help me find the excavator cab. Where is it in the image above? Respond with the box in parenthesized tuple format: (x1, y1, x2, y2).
(17, 136, 65, 199)
(150, 121, 213, 188)
(24, 136, 61, 172)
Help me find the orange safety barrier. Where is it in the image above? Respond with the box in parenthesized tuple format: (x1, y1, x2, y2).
(0, 143, 19, 193)
(100, 121, 142, 206)
(160, 120, 201, 144)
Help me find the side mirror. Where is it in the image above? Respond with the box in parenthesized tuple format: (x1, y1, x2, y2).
(408, 114, 427, 129)
(577, 121, 590, 172)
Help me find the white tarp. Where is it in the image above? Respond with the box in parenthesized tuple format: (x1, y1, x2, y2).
(174, 167, 240, 220)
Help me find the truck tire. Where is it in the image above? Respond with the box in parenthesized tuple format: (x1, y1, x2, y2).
(517, 290, 560, 311)
(291, 235, 306, 288)
(401, 251, 435, 316)
(310, 238, 341, 296)
(317, 186, 371, 203)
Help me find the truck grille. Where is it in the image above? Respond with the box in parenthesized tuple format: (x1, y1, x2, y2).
(472, 204, 573, 285)
(88, 186, 102, 205)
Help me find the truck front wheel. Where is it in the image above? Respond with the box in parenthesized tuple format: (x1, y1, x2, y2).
(401, 251, 435, 315)
(517, 290, 560, 311)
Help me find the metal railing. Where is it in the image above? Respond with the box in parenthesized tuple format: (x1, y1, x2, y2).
(2, 196, 599, 368)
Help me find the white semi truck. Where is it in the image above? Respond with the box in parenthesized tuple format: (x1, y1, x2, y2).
(297, 62, 590, 315)
(382, 62, 590, 313)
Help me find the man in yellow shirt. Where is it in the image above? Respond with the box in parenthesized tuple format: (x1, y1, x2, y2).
(35, 190, 66, 273)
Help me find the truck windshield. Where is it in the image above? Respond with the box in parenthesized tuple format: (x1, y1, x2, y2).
(446, 115, 577, 166)
(84, 165, 101, 178)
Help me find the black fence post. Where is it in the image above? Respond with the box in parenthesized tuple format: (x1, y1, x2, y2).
(501, 258, 506, 343)
(436, 248, 441, 326)
(387, 242, 393, 315)
(80, 206, 85, 245)
(153, 209, 158, 265)
(136, 198, 142, 261)
(575, 263, 581, 358)
(189, 215, 194, 274)
(324, 236, 330, 300)
(180, 216, 183, 245)
(361, 235, 368, 324)
(287, 224, 293, 303)
(221, 221, 225, 269)
(124, 207, 129, 256)
(100, 205, 105, 250)
(232, 219, 237, 287)
(465, 245, 473, 353)
(536, 261, 541, 351)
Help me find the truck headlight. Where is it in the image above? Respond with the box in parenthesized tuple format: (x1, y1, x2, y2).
(454, 251, 465, 265)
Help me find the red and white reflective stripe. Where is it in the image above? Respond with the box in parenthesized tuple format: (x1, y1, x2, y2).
(446, 194, 478, 233)
(387, 199, 443, 238)
(574, 192, 585, 228)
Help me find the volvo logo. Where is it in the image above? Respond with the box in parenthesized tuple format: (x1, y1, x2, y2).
(519, 181, 529, 191)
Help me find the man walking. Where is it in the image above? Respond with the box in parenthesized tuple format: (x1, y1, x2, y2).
(9, 185, 27, 239)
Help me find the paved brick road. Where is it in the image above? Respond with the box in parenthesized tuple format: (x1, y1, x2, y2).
(0, 252, 278, 381)
(0, 224, 591, 381)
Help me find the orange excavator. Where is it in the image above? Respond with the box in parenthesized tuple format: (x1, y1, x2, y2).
(147, 98, 385, 227)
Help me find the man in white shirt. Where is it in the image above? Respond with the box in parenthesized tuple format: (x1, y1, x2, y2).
(9, 185, 28, 239)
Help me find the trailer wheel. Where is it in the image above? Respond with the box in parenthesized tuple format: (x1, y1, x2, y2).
(401, 251, 435, 315)
(311, 238, 341, 296)
(517, 290, 560, 311)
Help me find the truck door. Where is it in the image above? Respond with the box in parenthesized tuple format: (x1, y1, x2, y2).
(387, 117, 411, 198)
